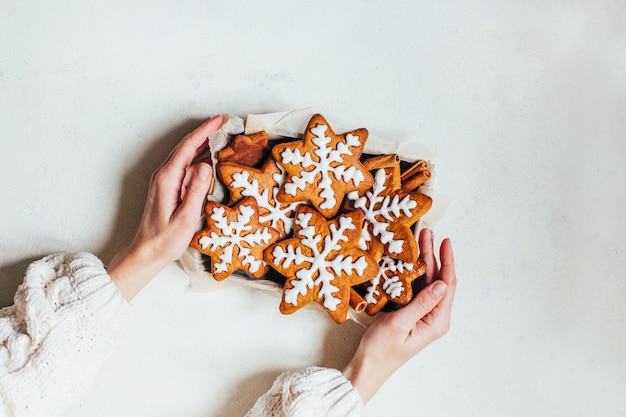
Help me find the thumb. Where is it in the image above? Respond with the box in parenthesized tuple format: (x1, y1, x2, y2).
(178, 162, 213, 222)
(394, 280, 447, 328)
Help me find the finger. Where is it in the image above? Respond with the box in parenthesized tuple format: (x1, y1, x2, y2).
(180, 152, 216, 201)
(418, 228, 438, 284)
(418, 238, 457, 335)
(180, 165, 195, 201)
(182, 149, 216, 199)
(155, 115, 222, 204)
(403, 279, 450, 347)
(163, 115, 223, 175)
(439, 239, 456, 285)
(394, 279, 447, 329)
(175, 162, 213, 227)
(434, 238, 457, 313)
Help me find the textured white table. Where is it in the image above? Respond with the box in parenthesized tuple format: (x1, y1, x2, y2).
(1, 1, 625, 416)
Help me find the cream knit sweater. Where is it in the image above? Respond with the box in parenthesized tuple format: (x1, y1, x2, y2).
(0, 253, 363, 417)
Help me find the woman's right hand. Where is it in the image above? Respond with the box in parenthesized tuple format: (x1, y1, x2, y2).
(342, 228, 457, 403)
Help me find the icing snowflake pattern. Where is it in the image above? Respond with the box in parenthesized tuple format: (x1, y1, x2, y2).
(192, 197, 279, 280)
(362, 255, 426, 315)
(365, 256, 414, 303)
(266, 206, 378, 323)
(347, 167, 432, 263)
(281, 124, 363, 209)
(220, 158, 302, 236)
(273, 114, 373, 218)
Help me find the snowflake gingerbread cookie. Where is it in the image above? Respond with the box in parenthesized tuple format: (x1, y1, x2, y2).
(190, 196, 280, 281)
(272, 114, 374, 219)
(345, 154, 432, 263)
(360, 255, 426, 315)
(217, 157, 304, 238)
(264, 205, 379, 324)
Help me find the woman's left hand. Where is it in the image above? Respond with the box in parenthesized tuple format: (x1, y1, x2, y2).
(107, 115, 223, 300)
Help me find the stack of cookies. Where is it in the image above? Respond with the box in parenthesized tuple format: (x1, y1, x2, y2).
(190, 114, 432, 324)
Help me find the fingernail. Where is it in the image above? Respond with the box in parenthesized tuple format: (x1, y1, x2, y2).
(210, 114, 224, 125)
(432, 281, 447, 297)
(430, 229, 435, 243)
(197, 163, 211, 180)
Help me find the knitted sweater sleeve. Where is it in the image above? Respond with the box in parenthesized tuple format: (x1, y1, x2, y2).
(0, 253, 134, 417)
(245, 366, 364, 417)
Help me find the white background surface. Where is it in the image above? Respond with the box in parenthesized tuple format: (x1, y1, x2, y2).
(1, 1, 625, 416)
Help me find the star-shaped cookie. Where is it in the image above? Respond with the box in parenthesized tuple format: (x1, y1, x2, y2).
(360, 255, 426, 315)
(272, 114, 374, 219)
(217, 156, 304, 238)
(264, 205, 379, 324)
(190, 196, 280, 281)
(344, 154, 432, 263)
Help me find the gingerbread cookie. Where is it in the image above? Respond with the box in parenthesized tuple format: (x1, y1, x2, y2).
(272, 114, 374, 219)
(217, 157, 304, 238)
(361, 255, 426, 315)
(264, 205, 379, 324)
(191, 196, 280, 280)
(345, 154, 432, 263)
(216, 131, 270, 167)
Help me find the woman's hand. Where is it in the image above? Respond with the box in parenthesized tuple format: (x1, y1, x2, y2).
(342, 228, 457, 403)
(107, 115, 223, 300)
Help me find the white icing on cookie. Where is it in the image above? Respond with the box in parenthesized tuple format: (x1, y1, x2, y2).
(280, 123, 366, 210)
(272, 212, 367, 311)
(347, 168, 418, 254)
(229, 162, 302, 234)
(365, 255, 415, 304)
(198, 204, 274, 274)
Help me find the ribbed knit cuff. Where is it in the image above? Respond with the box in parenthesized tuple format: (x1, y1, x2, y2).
(0, 252, 135, 417)
(282, 366, 364, 417)
(59, 252, 135, 346)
